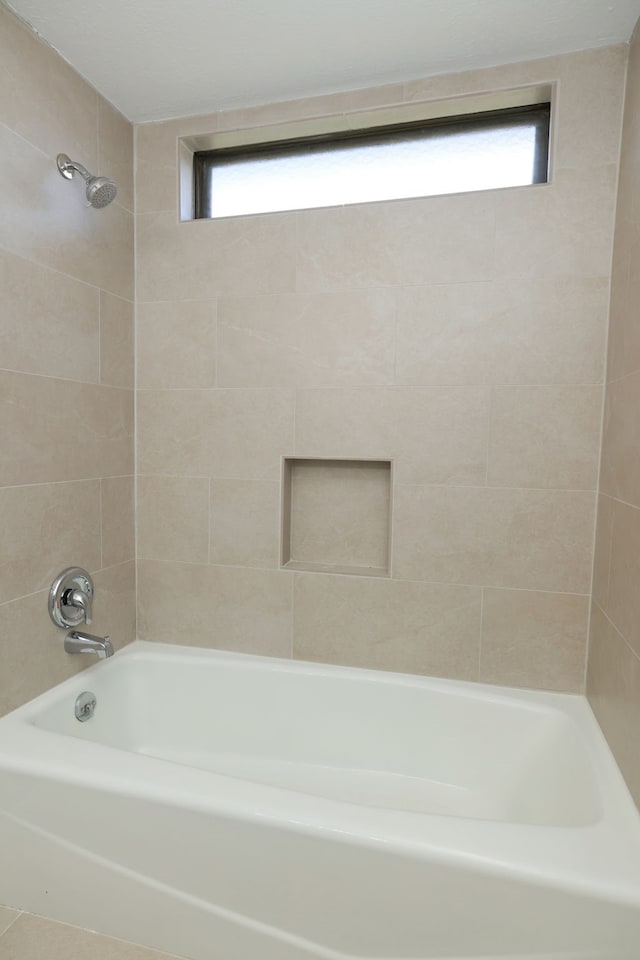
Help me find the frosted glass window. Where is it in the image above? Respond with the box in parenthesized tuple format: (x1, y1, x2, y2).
(194, 104, 550, 220)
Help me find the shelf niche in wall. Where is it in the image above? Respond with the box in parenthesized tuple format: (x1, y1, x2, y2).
(281, 458, 392, 577)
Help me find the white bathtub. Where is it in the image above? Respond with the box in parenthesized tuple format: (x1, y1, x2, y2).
(0, 641, 639, 960)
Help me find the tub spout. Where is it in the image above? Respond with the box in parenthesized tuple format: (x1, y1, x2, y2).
(65, 630, 113, 660)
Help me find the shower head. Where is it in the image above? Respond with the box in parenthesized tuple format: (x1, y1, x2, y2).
(85, 176, 118, 209)
(56, 153, 117, 208)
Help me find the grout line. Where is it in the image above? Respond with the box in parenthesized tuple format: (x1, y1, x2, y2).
(0, 910, 23, 938)
(0, 476, 133, 492)
(95, 86, 101, 199)
(114, 474, 600, 496)
(478, 587, 485, 680)
(132, 380, 608, 392)
(391, 286, 399, 384)
(584, 46, 630, 695)
(387, 460, 395, 580)
(98, 478, 104, 569)
(207, 479, 213, 565)
(0, 366, 133, 390)
(289, 568, 295, 660)
(213, 297, 219, 388)
(133, 558, 590, 597)
(0, 560, 134, 609)
(291, 388, 298, 456)
(599, 492, 640, 512)
(484, 388, 492, 487)
(132, 272, 613, 303)
(0, 243, 117, 296)
(294, 208, 300, 294)
(133, 121, 139, 643)
(603, 497, 616, 609)
(596, 601, 640, 666)
(98, 288, 103, 385)
(605, 367, 640, 387)
(393, 482, 597, 494)
(0, 229, 134, 297)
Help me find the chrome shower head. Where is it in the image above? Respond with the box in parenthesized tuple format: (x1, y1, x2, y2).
(56, 153, 118, 208)
(85, 176, 118, 208)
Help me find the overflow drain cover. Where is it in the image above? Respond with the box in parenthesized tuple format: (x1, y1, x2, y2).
(75, 691, 96, 722)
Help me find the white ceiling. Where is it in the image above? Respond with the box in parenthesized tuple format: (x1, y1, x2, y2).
(5, 0, 640, 123)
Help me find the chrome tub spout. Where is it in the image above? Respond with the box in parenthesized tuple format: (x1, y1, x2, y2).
(65, 631, 113, 660)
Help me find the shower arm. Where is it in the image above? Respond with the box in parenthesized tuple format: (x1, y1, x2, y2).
(57, 154, 92, 182)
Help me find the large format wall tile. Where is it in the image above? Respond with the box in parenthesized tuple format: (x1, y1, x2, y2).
(91, 561, 136, 653)
(0, 591, 86, 715)
(0, 913, 181, 960)
(592, 494, 615, 610)
(219, 81, 405, 134)
(0, 372, 133, 486)
(136, 211, 297, 301)
(137, 560, 292, 655)
(587, 25, 640, 807)
(493, 165, 618, 281)
(553, 46, 627, 169)
(135, 45, 624, 697)
(296, 191, 495, 292)
(0, 907, 18, 937)
(101, 477, 135, 567)
(0, 121, 133, 300)
(217, 290, 396, 388)
(487, 385, 602, 490)
(293, 574, 481, 679)
(100, 292, 134, 389)
(480, 588, 588, 692)
(98, 98, 134, 213)
(0, 3, 135, 717)
(294, 387, 489, 486)
(0, 481, 101, 604)
(137, 476, 210, 563)
(588, 603, 640, 808)
(393, 486, 595, 593)
(600, 370, 640, 504)
(136, 301, 217, 389)
(210, 479, 280, 569)
(0, 8, 98, 167)
(0, 250, 99, 381)
(137, 388, 294, 478)
(395, 277, 608, 387)
(607, 499, 640, 658)
(606, 244, 640, 383)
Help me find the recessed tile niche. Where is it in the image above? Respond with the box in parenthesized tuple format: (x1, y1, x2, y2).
(281, 458, 392, 577)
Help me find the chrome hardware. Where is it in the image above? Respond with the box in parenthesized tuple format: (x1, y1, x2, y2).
(57, 153, 117, 209)
(50, 569, 114, 661)
(75, 691, 97, 722)
(65, 630, 113, 660)
(49, 567, 94, 628)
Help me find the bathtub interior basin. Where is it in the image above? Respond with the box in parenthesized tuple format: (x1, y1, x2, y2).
(0, 641, 639, 960)
(29, 644, 600, 826)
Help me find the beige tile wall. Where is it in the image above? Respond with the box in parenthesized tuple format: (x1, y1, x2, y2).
(0, 5, 135, 716)
(135, 45, 626, 692)
(0, 910, 181, 960)
(588, 23, 640, 807)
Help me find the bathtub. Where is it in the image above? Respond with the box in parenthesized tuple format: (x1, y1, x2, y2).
(0, 642, 639, 959)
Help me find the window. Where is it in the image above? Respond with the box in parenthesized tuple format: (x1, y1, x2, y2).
(193, 102, 550, 220)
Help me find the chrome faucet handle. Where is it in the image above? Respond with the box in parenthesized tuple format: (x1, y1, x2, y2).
(63, 587, 93, 625)
(49, 567, 94, 629)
